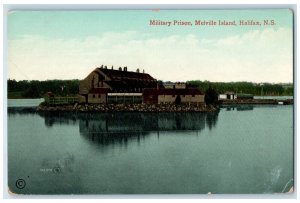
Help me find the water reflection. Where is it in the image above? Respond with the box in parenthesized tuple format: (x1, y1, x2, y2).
(206, 109, 220, 130)
(223, 105, 254, 111)
(8, 108, 222, 146)
(78, 112, 215, 145)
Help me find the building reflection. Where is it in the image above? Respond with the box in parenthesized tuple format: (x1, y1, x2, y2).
(35, 111, 219, 145)
(78, 112, 212, 145)
(223, 105, 254, 111)
(8, 107, 222, 146)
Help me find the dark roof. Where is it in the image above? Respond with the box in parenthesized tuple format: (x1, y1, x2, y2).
(224, 91, 235, 95)
(44, 92, 54, 97)
(98, 68, 155, 81)
(95, 68, 157, 92)
(143, 88, 204, 95)
(89, 88, 110, 94)
(106, 80, 157, 92)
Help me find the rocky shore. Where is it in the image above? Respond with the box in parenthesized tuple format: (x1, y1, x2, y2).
(37, 103, 216, 112)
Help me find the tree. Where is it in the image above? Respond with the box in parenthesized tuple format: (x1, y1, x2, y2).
(205, 86, 218, 105)
(175, 95, 181, 105)
(22, 82, 40, 98)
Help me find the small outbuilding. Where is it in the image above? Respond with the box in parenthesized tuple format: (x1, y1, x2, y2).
(218, 91, 236, 100)
(143, 88, 204, 104)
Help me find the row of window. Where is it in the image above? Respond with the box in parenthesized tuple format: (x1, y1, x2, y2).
(92, 94, 101, 98)
(92, 94, 196, 98)
(169, 95, 195, 97)
(107, 96, 142, 104)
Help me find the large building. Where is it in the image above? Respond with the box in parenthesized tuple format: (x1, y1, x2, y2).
(78, 65, 204, 104)
(78, 66, 157, 103)
(143, 88, 204, 104)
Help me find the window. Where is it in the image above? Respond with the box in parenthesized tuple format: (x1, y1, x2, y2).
(172, 95, 175, 97)
(183, 95, 185, 97)
(192, 95, 195, 97)
(98, 94, 101, 98)
(93, 94, 95, 98)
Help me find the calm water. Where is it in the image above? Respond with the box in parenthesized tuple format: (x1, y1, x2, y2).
(8, 98, 44, 107)
(7, 100, 293, 194)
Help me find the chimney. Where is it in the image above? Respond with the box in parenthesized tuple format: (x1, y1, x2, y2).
(111, 65, 114, 70)
(100, 65, 103, 69)
(119, 67, 122, 71)
(104, 65, 107, 69)
(143, 69, 145, 73)
(123, 66, 127, 72)
(136, 68, 140, 73)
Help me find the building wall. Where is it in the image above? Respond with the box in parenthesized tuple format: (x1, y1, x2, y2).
(181, 95, 204, 103)
(219, 94, 227, 100)
(143, 94, 158, 104)
(78, 94, 87, 103)
(218, 94, 237, 100)
(164, 83, 186, 89)
(107, 95, 143, 104)
(79, 69, 111, 94)
(88, 93, 107, 104)
(158, 95, 204, 104)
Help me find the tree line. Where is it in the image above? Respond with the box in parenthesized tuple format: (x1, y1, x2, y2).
(8, 79, 80, 98)
(7, 79, 293, 99)
(186, 80, 293, 96)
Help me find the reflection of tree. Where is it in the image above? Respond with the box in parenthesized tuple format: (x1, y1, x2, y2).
(206, 109, 220, 130)
(8, 107, 36, 115)
(40, 112, 77, 128)
(45, 116, 55, 127)
(236, 105, 254, 111)
(8, 109, 221, 146)
(175, 116, 181, 129)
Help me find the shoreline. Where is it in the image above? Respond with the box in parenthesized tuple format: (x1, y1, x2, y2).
(8, 98, 293, 113)
(36, 103, 216, 112)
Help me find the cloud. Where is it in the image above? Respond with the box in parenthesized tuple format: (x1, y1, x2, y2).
(8, 28, 293, 83)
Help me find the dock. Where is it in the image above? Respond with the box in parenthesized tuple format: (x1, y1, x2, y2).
(221, 99, 293, 105)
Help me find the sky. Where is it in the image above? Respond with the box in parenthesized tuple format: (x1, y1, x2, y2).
(7, 9, 293, 83)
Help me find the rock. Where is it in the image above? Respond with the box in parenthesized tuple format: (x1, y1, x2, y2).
(36, 102, 214, 112)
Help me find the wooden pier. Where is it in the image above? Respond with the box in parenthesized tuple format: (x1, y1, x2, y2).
(45, 96, 78, 105)
(221, 99, 293, 105)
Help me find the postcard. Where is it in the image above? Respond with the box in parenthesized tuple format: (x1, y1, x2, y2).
(7, 8, 294, 195)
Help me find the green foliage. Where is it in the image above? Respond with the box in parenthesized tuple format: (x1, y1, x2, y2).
(7, 79, 293, 99)
(7, 79, 80, 98)
(205, 86, 219, 105)
(187, 80, 293, 96)
(7, 91, 24, 99)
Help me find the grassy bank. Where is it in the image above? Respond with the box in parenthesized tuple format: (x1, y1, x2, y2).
(7, 91, 28, 99)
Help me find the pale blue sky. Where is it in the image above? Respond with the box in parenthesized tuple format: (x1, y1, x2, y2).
(8, 9, 293, 82)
